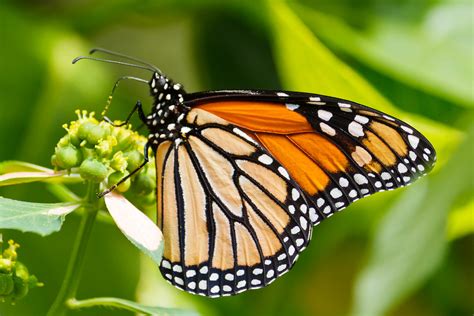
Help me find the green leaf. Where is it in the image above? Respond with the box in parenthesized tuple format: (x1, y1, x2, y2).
(0, 161, 53, 173)
(104, 193, 164, 264)
(265, 0, 462, 166)
(351, 123, 474, 316)
(0, 197, 81, 236)
(0, 160, 82, 187)
(69, 297, 198, 316)
(447, 199, 474, 241)
(293, 3, 474, 107)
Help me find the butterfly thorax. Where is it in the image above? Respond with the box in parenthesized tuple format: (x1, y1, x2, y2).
(146, 72, 190, 147)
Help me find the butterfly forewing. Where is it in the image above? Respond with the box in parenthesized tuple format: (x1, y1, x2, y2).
(186, 91, 436, 221)
(156, 109, 313, 297)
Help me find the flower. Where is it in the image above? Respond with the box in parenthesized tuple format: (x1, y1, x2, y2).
(51, 110, 156, 198)
(0, 238, 43, 303)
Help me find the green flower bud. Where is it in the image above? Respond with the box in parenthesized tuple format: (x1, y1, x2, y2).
(57, 135, 70, 147)
(108, 171, 131, 192)
(86, 124, 107, 145)
(53, 145, 82, 169)
(52, 110, 156, 196)
(0, 273, 14, 296)
(124, 150, 142, 172)
(69, 133, 81, 147)
(114, 129, 133, 152)
(95, 135, 117, 157)
(12, 263, 29, 300)
(50, 154, 59, 168)
(110, 152, 127, 172)
(80, 147, 96, 161)
(3, 240, 19, 261)
(0, 239, 42, 302)
(0, 259, 12, 274)
(132, 171, 155, 196)
(79, 159, 108, 183)
(77, 121, 97, 141)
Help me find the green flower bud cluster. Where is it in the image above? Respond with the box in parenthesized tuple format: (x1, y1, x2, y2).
(0, 240, 43, 303)
(51, 110, 156, 196)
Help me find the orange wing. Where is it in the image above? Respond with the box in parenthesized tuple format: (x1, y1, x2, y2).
(189, 92, 436, 219)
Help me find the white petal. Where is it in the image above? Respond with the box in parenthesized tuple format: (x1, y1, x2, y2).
(105, 193, 163, 262)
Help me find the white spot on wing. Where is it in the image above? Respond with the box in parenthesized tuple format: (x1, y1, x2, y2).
(309, 207, 318, 222)
(300, 217, 308, 230)
(354, 115, 369, 124)
(339, 177, 349, 187)
(398, 163, 408, 173)
(287, 245, 295, 256)
(278, 166, 290, 180)
(320, 122, 336, 136)
(401, 125, 413, 134)
(317, 109, 333, 121)
(354, 174, 368, 185)
(348, 121, 364, 137)
(408, 135, 420, 148)
(258, 154, 273, 165)
(383, 115, 395, 121)
(291, 188, 300, 201)
(233, 128, 257, 144)
(286, 103, 299, 111)
(291, 226, 300, 234)
(162, 260, 171, 269)
(330, 188, 343, 198)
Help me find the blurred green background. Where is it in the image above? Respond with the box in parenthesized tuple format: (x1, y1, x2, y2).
(0, 0, 472, 315)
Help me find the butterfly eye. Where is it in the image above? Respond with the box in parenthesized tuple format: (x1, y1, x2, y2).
(158, 76, 167, 87)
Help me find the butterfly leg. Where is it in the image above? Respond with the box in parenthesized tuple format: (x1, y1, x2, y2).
(97, 140, 151, 198)
(103, 100, 146, 127)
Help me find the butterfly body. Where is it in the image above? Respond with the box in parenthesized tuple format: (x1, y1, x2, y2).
(146, 73, 189, 146)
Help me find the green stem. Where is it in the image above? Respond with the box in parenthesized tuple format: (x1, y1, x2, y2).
(47, 182, 100, 316)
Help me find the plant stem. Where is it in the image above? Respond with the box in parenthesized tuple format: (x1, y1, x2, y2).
(47, 182, 100, 316)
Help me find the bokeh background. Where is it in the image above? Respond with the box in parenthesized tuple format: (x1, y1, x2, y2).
(0, 0, 473, 315)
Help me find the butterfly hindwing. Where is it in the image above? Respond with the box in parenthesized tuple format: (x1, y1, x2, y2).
(156, 109, 313, 297)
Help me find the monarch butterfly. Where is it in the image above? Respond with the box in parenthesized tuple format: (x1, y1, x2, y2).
(74, 48, 436, 298)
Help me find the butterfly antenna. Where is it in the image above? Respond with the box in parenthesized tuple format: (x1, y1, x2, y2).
(90, 48, 162, 74)
(72, 56, 155, 72)
(102, 76, 149, 117)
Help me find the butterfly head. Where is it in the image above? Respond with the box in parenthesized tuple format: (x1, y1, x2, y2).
(145, 72, 189, 145)
(149, 72, 185, 102)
